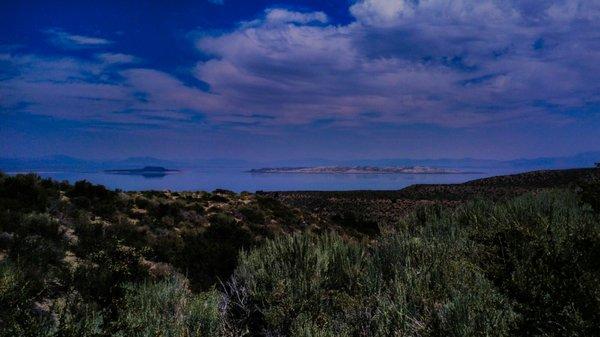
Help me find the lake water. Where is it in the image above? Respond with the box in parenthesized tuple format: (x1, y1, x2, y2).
(22, 167, 516, 192)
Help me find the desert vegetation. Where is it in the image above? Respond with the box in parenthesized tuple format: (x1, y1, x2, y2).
(1, 170, 599, 336)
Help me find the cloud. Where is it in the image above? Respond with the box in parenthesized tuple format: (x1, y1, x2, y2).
(45, 28, 112, 49)
(349, 0, 416, 26)
(190, 0, 599, 127)
(2, 1, 599, 133)
(96, 53, 140, 65)
(0, 52, 246, 129)
(264, 8, 328, 25)
(0, 52, 201, 126)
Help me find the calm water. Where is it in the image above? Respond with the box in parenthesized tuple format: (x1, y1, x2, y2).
(22, 167, 515, 192)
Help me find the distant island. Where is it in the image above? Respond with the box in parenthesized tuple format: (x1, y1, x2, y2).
(248, 166, 478, 174)
(104, 166, 180, 178)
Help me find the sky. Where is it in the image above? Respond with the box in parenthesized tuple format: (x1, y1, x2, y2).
(1, 0, 599, 162)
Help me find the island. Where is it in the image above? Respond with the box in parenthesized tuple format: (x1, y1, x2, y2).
(104, 166, 180, 178)
(247, 166, 478, 174)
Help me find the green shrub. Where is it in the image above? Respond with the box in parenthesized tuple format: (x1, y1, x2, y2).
(208, 213, 236, 227)
(178, 219, 254, 291)
(7, 214, 66, 271)
(67, 180, 118, 217)
(0, 173, 58, 213)
(48, 292, 106, 337)
(0, 260, 55, 337)
(331, 210, 380, 236)
(397, 190, 600, 336)
(239, 206, 266, 224)
(227, 232, 516, 336)
(73, 245, 148, 311)
(209, 194, 229, 203)
(460, 191, 600, 336)
(116, 276, 222, 337)
(1, 171, 598, 336)
(256, 195, 299, 226)
(579, 179, 600, 213)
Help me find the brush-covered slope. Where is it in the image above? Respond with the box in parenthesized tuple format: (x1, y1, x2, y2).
(1, 169, 599, 336)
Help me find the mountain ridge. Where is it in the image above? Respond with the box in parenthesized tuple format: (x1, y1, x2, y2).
(1, 151, 599, 172)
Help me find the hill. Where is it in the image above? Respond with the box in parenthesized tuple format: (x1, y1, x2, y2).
(0, 168, 599, 336)
(265, 168, 600, 228)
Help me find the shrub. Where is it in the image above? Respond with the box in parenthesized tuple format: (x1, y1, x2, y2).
(73, 245, 148, 311)
(579, 179, 600, 213)
(209, 194, 229, 203)
(48, 292, 106, 337)
(0, 173, 57, 213)
(227, 232, 516, 336)
(67, 180, 118, 217)
(256, 195, 299, 226)
(239, 206, 266, 224)
(0, 260, 54, 337)
(178, 219, 254, 291)
(116, 276, 222, 337)
(459, 191, 600, 336)
(331, 210, 380, 236)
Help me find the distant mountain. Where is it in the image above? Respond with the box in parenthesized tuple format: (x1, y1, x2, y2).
(0, 155, 252, 172)
(0, 155, 184, 172)
(0, 155, 95, 171)
(1, 151, 599, 172)
(503, 151, 600, 169)
(335, 151, 600, 170)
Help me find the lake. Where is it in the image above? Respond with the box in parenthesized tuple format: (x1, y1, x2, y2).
(20, 167, 517, 192)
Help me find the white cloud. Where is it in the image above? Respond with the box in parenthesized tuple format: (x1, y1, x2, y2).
(45, 29, 112, 49)
(350, 0, 414, 25)
(188, 1, 599, 127)
(264, 8, 328, 25)
(96, 53, 140, 65)
(2, 1, 599, 131)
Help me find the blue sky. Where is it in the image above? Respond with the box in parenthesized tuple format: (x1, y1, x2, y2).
(1, 0, 599, 161)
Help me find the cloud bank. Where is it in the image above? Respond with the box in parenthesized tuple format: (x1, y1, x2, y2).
(1, 0, 599, 132)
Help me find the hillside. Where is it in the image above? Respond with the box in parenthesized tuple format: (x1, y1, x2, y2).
(1, 168, 599, 336)
(266, 168, 600, 228)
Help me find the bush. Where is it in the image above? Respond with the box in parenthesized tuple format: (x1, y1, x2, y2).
(0, 261, 46, 336)
(67, 180, 118, 217)
(73, 245, 148, 311)
(225, 190, 600, 336)
(1, 172, 598, 336)
(227, 232, 516, 336)
(459, 191, 600, 336)
(48, 292, 106, 337)
(116, 276, 222, 337)
(256, 195, 299, 226)
(0, 173, 57, 213)
(239, 206, 266, 224)
(178, 219, 254, 291)
(331, 210, 380, 236)
(579, 180, 600, 213)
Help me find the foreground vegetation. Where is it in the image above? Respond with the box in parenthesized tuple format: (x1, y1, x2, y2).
(1, 171, 599, 336)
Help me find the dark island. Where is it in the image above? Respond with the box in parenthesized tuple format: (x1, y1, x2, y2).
(104, 166, 179, 178)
